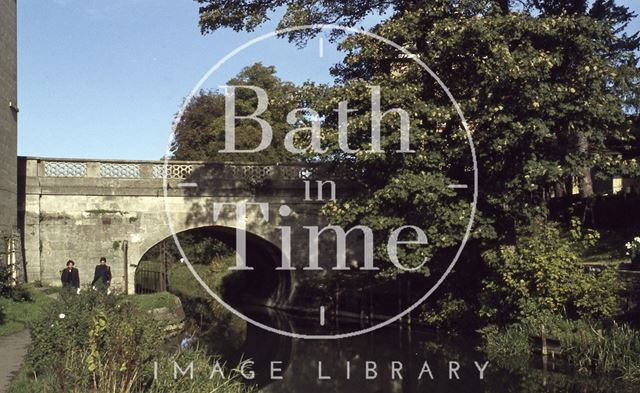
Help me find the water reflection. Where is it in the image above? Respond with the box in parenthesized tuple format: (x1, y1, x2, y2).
(198, 307, 636, 393)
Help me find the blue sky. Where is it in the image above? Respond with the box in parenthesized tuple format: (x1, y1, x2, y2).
(17, 0, 348, 160)
(16, 0, 640, 160)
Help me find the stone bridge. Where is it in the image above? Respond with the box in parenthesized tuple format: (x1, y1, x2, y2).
(18, 157, 357, 304)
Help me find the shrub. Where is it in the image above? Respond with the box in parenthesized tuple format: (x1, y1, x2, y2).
(480, 221, 622, 324)
(27, 289, 162, 393)
(13, 289, 256, 393)
(141, 349, 255, 393)
(0, 264, 16, 298)
(9, 285, 32, 302)
(419, 293, 473, 330)
(0, 263, 32, 302)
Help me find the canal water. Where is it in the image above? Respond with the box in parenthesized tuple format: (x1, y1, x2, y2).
(193, 306, 636, 393)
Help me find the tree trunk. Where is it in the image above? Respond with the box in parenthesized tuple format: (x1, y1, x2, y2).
(579, 167, 594, 199)
(498, 0, 510, 14)
(577, 132, 595, 225)
(554, 182, 567, 198)
(577, 133, 594, 199)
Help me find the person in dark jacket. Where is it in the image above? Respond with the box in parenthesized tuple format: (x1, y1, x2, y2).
(91, 256, 112, 290)
(61, 260, 80, 290)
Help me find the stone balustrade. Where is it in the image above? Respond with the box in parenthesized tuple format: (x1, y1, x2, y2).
(33, 158, 329, 182)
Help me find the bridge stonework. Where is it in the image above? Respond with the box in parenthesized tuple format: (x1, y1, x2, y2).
(18, 157, 358, 305)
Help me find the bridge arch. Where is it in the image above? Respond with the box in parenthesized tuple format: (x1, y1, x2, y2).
(19, 157, 339, 310)
(132, 224, 293, 307)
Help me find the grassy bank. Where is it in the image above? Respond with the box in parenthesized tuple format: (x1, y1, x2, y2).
(481, 316, 640, 382)
(8, 288, 256, 393)
(125, 291, 180, 311)
(136, 259, 249, 361)
(0, 285, 58, 336)
(9, 347, 255, 393)
(1, 287, 180, 337)
(137, 257, 244, 301)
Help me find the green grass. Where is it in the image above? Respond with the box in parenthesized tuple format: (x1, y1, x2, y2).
(0, 286, 58, 336)
(583, 228, 638, 264)
(168, 263, 223, 299)
(7, 363, 55, 393)
(139, 257, 240, 301)
(125, 291, 180, 311)
(482, 316, 640, 382)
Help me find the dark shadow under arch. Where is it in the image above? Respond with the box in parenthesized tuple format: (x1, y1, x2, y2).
(136, 225, 291, 307)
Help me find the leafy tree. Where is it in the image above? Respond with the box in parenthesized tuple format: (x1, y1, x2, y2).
(195, 0, 392, 46)
(525, 0, 640, 201)
(332, 1, 640, 230)
(193, 0, 640, 325)
(143, 230, 234, 265)
(172, 62, 303, 163)
(195, 0, 640, 226)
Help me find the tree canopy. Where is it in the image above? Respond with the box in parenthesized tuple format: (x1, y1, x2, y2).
(171, 62, 302, 163)
(190, 0, 640, 325)
(193, 0, 640, 232)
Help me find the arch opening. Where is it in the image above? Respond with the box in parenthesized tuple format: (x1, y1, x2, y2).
(135, 226, 291, 307)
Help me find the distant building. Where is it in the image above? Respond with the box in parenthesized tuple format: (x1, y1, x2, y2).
(600, 116, 640, 196)
(0, 0, 19, 279)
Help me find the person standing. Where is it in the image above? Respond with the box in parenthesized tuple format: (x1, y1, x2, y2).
(61, 260, 80, 293)
(91, 256, 112, 290)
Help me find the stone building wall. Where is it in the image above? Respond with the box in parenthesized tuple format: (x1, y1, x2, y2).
(0, 0, 18, 234)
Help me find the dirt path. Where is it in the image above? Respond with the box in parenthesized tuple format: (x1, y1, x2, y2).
(0, 329, 31, 393)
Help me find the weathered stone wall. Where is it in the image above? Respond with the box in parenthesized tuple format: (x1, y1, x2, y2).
(19, 158, 359, 304)
(0, 0, 18, 234)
